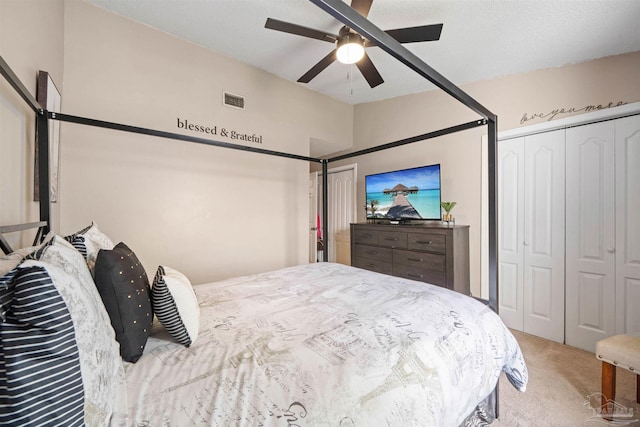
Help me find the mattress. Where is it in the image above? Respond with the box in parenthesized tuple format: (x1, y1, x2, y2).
(124, 262, 527, 426)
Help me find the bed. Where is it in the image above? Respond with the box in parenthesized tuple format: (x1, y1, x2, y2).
(1, 229, 527, 426)
(130, 262, 527, 426)
(1, 0, 516, 424)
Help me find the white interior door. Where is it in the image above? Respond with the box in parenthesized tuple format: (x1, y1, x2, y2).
(565, 121, 616, 352)
(498, 137, 525, 330)
(615, 115, 640, 334)
(522, 130, 565, 343)
(309, 172, 318, 263)
(319, 165, 357, 264)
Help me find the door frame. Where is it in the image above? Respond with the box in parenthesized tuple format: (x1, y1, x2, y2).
(318, 163, 358, 263)
(309, 171, 319, 263)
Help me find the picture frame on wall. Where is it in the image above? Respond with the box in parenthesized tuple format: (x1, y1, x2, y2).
(34, 70, 61, 203)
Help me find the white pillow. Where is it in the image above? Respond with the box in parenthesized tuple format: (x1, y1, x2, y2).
(0, 233, 54, 276)
(65, 221, 114, 275)
(0, 249, 34, 276)
(24, 236, 129, 425)
(151, 266, 200, 347)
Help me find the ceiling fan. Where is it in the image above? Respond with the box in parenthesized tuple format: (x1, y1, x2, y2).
(264, 0, 443, 88)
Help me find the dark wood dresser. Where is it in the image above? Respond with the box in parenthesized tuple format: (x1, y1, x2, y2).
(350, 222, 470, 295)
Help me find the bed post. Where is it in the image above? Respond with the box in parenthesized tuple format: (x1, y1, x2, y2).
(36, 112, 51, 238)
(487, 116, 499, 419)
(0, 55, 50, 245)
(321, 159, 329, 262)
(487, 117, 498, 313)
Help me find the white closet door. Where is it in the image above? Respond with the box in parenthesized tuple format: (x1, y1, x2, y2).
(615, 115, 640, 334)
(522, 130, 565, 343)
(498, 137, 525, 330)
(565, 121, 616, 352)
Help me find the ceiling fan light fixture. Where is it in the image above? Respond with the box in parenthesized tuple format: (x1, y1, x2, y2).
(336, 33, 365, 64)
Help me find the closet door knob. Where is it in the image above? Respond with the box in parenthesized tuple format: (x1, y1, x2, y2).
(607, 247, 615, 253)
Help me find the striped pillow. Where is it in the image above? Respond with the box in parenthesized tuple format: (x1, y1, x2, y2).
(64, 222, 114, 275)
(0, 266, 84, 426)
(23, 236, 129, 424)
(152, 266, 200, 347)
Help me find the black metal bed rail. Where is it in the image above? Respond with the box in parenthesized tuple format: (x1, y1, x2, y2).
(0, 221, 48, 255)
(328, 119, 487, 162)
(49, 112, 323, 164)
(1, 55, 51, 248)
(1, 0, 500, 318)
(0, 56, 43, 114)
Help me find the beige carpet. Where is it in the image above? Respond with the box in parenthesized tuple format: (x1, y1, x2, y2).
(493, 330, 639, 426)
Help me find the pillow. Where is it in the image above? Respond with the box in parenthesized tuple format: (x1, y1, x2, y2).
(24, 236, 129, 424)
(152, 265, 200, 347)
(0, 265, 85, 426)
(0, 232, 54, 276)
(64, 222, 114, 274)
(94, 242, 153, 363)
(0, 249, 32, 276)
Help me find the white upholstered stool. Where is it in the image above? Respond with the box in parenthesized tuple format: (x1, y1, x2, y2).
(596, 333, 640, 410)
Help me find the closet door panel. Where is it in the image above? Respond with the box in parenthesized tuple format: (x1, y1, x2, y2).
(498, 138, 524, 330)
(522, 130, 565, 343)
(529, 266, 553, 318)
(615, 115, 640, 334)
(566, 121, 615, 352)
(499, 262, 520, 319)
(618, 278, 640, 333)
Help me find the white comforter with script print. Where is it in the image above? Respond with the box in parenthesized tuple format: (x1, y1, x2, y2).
(124, 262, 527, 426)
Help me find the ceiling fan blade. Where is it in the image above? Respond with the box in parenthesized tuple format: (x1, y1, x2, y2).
(297, 50, 338, 83)
(384, 23, 444, 43)
(351, 0, 373, 18)
(265, 18, 337, 43)
(355, 52, 384, 88)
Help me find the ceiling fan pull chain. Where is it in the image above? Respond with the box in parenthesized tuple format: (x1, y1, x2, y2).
(349, 64, 354, 96)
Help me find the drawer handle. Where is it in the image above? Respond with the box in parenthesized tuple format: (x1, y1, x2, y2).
(407, 273, 424, 279)
(416, 240, 433, 245)
(367, 263, 377, 268)
(408, 257, 424, 262)
(365, 250, 378, 255)
(361, 233, 372, 238)
(384, 237, 398, 241)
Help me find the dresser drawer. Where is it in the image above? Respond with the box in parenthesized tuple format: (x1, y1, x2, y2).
(354, 244, 393, 262)
(408, 233, 446, 253)
(393, 249, 445, 271)
(393, 264, 446, 287)
(377, 231, 407, 249)
(353, 229, 378, 245)
(351, 223, 469, 295)
(353, 257, 393, 275)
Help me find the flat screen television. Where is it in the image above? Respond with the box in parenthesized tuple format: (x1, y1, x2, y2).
(365, 164, 441, 221)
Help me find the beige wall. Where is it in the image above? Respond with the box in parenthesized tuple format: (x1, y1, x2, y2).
(350, 51, 640, 297)
(57, 1, 353, 284)
(3, 0, 639, 295)
(0, 0, 64, 249)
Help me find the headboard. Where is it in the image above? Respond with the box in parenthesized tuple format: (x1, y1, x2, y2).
(0, 55, 50, 254)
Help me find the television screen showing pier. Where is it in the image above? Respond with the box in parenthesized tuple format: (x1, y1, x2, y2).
(365, 164, 441, 220)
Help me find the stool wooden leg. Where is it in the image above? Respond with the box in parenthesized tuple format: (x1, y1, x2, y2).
(602, 361, 616, 414)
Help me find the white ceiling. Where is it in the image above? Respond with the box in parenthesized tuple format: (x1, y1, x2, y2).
(86, 0, 640, 105)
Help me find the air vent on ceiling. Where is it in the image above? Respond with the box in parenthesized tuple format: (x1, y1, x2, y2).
(223, 91, 245, 110)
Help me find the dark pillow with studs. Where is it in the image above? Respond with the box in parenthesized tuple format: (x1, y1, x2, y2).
(94, 242, 152, 363)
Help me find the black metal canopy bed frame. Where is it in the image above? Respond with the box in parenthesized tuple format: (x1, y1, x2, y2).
(0, 1, 512, 425)
(0, 0, 499, 310)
